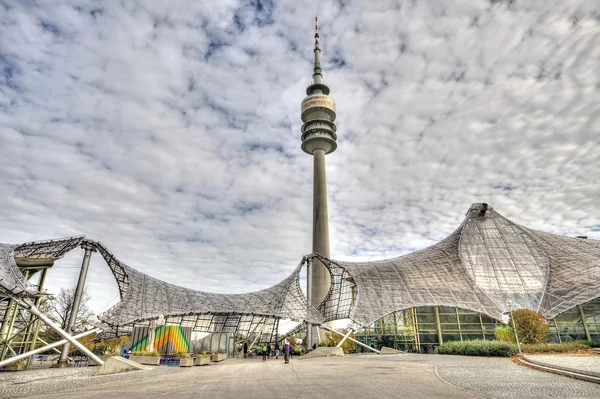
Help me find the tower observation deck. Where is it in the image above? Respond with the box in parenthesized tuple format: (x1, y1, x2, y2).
(302, 17, 337, 347)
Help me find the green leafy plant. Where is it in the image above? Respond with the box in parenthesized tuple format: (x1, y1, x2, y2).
(437, 340, 517, 357)
(509, 309, 549, 344)
(293, 347, 303, 356)
(176, 352, 191, 359)
(494, 326, 514, 343)
(132, 350, 160, 357)
(197, 351, 211, 358)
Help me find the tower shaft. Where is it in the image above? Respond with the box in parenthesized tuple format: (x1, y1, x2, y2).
(312, 149, 331, 307)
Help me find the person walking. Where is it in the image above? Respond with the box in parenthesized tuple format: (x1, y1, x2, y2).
(262, 344, 267, 362)
(243, 342, 248, 359)
(284, 338, 291, 364)
(275, 342, 280, 359)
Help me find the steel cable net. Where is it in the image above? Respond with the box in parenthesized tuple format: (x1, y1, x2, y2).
(316, 203, 600, 328)
(90, 242, 324, 339)
(1, 204, 600, 338)
(0, 236, 84, 297)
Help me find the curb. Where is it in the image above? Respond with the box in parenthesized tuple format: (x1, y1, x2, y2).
(518, 357, 600, 384)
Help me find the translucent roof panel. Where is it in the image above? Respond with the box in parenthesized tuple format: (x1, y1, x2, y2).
(0, 236, 84, 297)
(318, 203, 600, 327)
(91, 241, 324, 328)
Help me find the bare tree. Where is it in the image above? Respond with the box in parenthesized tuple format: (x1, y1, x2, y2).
(38, 288, 95, 342)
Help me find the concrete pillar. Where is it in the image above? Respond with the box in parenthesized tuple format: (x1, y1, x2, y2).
(57, 243, 95, 366)
(312, 148, 331, 302)
(309, 149, 332, 348)
(306, 258, 313, 350)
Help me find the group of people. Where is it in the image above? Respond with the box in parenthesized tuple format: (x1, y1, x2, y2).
(242, 338, 292, 364)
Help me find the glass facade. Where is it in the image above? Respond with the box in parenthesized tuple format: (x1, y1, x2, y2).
(356, 299, 600, 352)
(549, 298, 600, 342)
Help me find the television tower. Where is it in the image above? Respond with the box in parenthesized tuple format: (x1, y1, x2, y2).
(301, 17, 337, 347)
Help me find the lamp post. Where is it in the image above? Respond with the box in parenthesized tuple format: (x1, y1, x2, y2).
(507, 301, 522, 354)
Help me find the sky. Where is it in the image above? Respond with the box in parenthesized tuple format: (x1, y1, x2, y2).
(1, 0, 599, 314)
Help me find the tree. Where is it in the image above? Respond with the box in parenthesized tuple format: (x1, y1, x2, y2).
(509, 309, 549, 344)
(320, 329, 356, 353)
(38, 288, 95, 342)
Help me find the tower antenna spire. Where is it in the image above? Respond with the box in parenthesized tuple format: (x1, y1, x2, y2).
(313, 16, 322, 83)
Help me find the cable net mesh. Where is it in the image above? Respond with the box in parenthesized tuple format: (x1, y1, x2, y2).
(0, 236, 84, 297)
(90, 241, 324, 339)
(318, 204, 600, 327)
(1, 204, 600, 339)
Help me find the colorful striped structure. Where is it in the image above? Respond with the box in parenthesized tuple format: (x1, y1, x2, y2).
(131, 326, 190, 353)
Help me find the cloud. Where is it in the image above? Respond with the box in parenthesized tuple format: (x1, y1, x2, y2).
(1, 0, 598, 313)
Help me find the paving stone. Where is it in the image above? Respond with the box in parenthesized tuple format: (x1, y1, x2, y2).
(4, 354, 600, 398)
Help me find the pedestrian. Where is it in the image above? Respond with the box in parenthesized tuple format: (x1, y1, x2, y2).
(127, 348, 131, 358)
(275, 342, 280, 359)
(243, 342, 248, 358)
(284, 338, 291, 364)
(262, 344, 267, 362)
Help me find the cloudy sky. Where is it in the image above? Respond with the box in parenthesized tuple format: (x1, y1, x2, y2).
(1, 0, 599, 313)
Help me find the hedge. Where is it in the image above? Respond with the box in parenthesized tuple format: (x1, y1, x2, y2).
(437, 340, 517, 357)
(521, 342, 590, 353)
(575, 340, 600, 348)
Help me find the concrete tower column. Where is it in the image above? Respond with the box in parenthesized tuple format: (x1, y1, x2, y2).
(312, 148, 331, 304)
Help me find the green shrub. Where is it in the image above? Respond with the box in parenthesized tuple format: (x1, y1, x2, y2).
(510, 309, 549, 344)
(176, 352, 191, 359)
(132, 350, 159, 357)
(293, 347, 303, 356)
(197, 351, 211, 358)
(494, 326, 514, 343)
(522, 342, 590, 353)
(575, 340, 600, 348)
(438, 340, 517, 357)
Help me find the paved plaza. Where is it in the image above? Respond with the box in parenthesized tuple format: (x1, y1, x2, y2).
(2, 354, 600, 398)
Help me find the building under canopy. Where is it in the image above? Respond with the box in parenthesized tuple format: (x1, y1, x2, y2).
(1, 203, 600, 358)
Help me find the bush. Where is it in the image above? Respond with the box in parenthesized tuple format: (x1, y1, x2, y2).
(176, 352, 191, 359)
(438, 340, 517, 357)
(132, 350, 160, 357)
(293, 347, 303, 356)
(510, 309, 549, 344)
(494, 326, 514, 343)
(575, 340, 600, 348)
(197, 351, 211, 358)
(521, 342, 590, 353)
